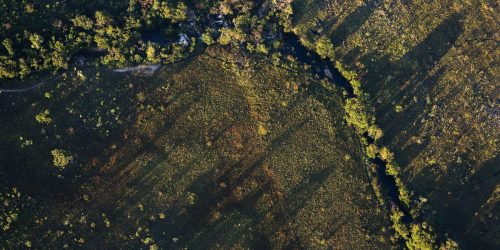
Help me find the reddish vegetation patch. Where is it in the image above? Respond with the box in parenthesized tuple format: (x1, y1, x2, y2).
(217, 122, 262, 161)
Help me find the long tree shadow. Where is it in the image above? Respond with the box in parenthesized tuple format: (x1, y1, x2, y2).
(411, 155, 499, 249)
(330, 0, 382, 46)
(359, 13, 464, 146)
(0, 67, 145, 201)
(367, 12, 463, 105)
(139, 81, 356, 248)
(381, 67, 445, 163)
(135, 95, 340, 248)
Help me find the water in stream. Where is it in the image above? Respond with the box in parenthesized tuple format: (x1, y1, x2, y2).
(280, 31, 412, 222)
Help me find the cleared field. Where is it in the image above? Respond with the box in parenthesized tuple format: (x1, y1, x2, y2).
(0, 47, 393, 248)
(291, 0, 499, 248)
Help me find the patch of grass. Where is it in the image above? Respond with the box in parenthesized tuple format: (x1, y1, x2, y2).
(0, 46, 392, 248)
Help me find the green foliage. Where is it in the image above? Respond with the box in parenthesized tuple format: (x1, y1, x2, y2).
(146, 43, 160, 63)
(172, 2, 188, 22)
(0, 0, 299, 80)
(439, 239, 460, 250)
(390, 210, 410, 239)
(315, 36, 334, 59)
(255, 43, 269, 54)
(28, 33, 44, 51)
(327, 20, 452, 250)
(201, 32, 214, 45)
(379, 147, 394, 162)
(273, 0, 293, 31)
(368, 125, 383, 140)
(0, 188, 22, 231)
(0, 2, 464, 248)
(51, 149, 73, 169)
(406, 223, 437, 250)
(2, 39, 14, 56)
(398, 184, 412, 207)
(0, 0, 197, 80)
(218, 28, 244, 46)
(395, 104, 404, 113)
(293, 1, 496, 246)
(366, 144, 379, 158)
(335, 61, 363, 96)
(95, 11, 112, 27)
(71, 15, 94, 30)
(344, 98, 370, 134)
(189, 37, 197, 52)
(213, 0, 254, 15)
(385, 163, 400, 176)
(50, 39, 69, 69)
(333, 50, 445, 250)
(0, 57, 17, 79)
(35, 110, 52, 124)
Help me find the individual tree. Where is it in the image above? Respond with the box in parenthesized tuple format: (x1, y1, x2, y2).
(344, 98, 370, 134)
(406, 223, 437, 250)
(146, 42, 159, 63)
(35, 110, 52, 124)
(315, 36, 334, 59)
(51, 149, 73, 169)
(2, 39, 14, 56)
(201, 31, 214, 45)
(218, 28, 244, 45)
(71, 15, 94, 30)
(28, 33, 44, 51)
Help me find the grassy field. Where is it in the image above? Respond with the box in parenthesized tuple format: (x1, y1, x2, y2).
(0, 46, 395, 248)
(291, 0, 499, 248)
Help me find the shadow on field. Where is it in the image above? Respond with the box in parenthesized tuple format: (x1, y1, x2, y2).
(1, 45, 364, 248)
(0, 69, 145, 201)
(137, 115, 334, 248)
(359, 13, 464, 146)
(0, 57, 195, 205)
(96, 82, 341, 248)
(330, 0, 382, 46)
(411, 155, 500, 249)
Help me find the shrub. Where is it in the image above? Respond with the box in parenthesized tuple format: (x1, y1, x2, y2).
(395, 104, 403, 113)
(366, 144, 379, 158)
(146, 43, 160, 63)
(0, 188, 22, 231)
(28, 33, 44, 51)
(201, 32, 214, 45)
(440, 239, 459, 250)
(255, 43, 268, 54)
(2, 39, 15, 56)
(35, 110, 52, 124)
(315, 36, 334, 59)
(344, 98, 369, 134)
(406, 223, 437, 250)
(51, 149, 73, 169)
(379, 147, 394, 162)
(368, 125, 383, 140)
(71, 15, 94, 30)
(218, 28, 244, 46)
(390, 210, 410, 239)
(385, 163, 400, 176)
(335, 61, 363, 95)
(398, 184, 412, 207)
(171, 2, 188, 23)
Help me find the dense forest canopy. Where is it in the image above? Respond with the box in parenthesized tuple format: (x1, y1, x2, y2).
(0, 0, 295, 80)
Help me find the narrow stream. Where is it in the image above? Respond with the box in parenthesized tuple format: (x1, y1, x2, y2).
(280, 32, 412, 222)
(281, 32, 354, 97)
